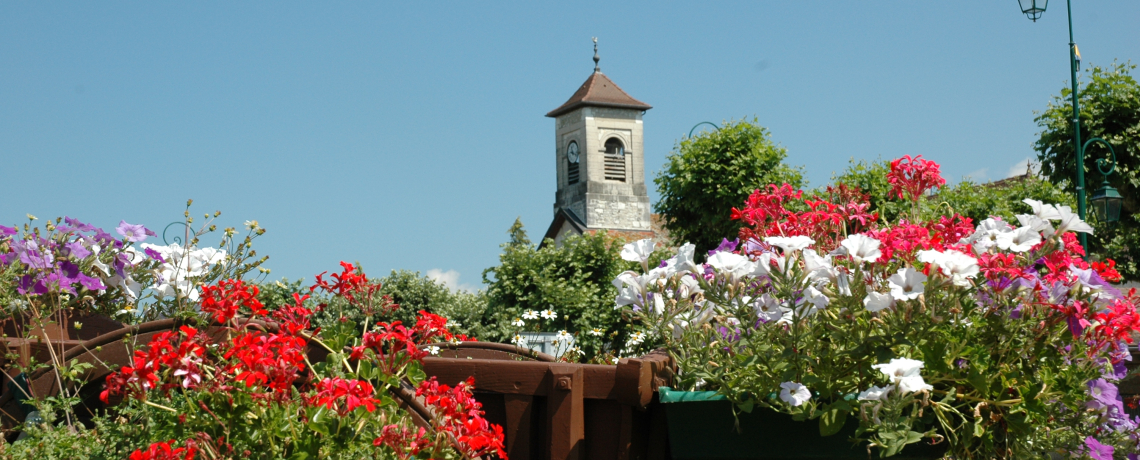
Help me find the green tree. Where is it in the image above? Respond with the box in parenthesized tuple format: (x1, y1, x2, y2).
(654, 118, 804, 254)
(1034, 61, 1140, 279)
(479, 219, 667, 359)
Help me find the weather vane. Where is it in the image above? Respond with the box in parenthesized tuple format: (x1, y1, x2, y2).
(593, 37, 600, 72)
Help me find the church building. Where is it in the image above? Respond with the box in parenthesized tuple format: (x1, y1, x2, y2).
(541, 40, 657, 246)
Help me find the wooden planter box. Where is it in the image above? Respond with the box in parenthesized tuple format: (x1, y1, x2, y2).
(422, 343, 674, 460)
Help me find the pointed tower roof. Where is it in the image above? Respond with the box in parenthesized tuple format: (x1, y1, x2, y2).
(545, 72, 652, 118)
(546, 39, 651, 118)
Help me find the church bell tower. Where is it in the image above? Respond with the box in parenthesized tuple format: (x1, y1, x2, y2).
(542, 39, 654, 246)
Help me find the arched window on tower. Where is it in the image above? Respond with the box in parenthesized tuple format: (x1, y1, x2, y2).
(603, 138, 626, 182)
(566, 141, 580, 185)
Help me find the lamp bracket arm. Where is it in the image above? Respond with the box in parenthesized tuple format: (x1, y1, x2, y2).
(1083, 137, 1118, 176)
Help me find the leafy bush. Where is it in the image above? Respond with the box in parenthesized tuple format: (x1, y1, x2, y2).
(479, 219, 668, 360)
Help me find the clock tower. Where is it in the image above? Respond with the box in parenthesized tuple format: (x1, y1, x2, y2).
(542, 39, 655, 246)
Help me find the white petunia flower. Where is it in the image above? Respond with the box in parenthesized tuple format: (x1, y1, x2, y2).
(803, 249, 851, 296)
(1016, 214, 1056, 238)
(857, 385, 890, 401)
(754, 294, 788, 323)
(764, 236, 815, 253)
(995, 226, 1042, 253)
(620, 239, 657, 264)
(863, 291, 893, 312)
(872, 358, 933, 395)
(1022, 199, 1062, 221)
(961, 218, 1013, 253)
(918, 249, 978, 287)
(887, 267, 927, 301)
(660, 242, 698, 275)
(779, 381, 812, 407)
(840, 234, 882, 265)
(427, 346, 441, 356)
(706, 251, 755, 281)
(1054, 206, 1094, 236)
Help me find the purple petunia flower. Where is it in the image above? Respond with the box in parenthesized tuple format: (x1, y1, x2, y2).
(77, 272, 106, 291)
(0, 225, 15, 237)
(1084, 436, 1113, 460)
(14, 239, 54, 270)
(92, 229, 116, 245)
(115, 220, 150, 243)
(708, 238, 739, 257)
(65, 241, 92, 259)
(17, 275, 48, 296)
(144, 247, 166, 263)
(64, 217, 96, 232)
(1087, 379, 1120, 411)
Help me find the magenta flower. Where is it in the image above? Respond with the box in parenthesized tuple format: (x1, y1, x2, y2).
(0, 225, 15, 237)
(116, 221, 150, 242)
(1084, 436, 1113, 460)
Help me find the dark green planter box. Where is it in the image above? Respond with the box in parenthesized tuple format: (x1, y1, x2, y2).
(659, 388, 944, 460)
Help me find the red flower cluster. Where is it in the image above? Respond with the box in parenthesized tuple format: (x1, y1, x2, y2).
(199, 279, 265, 323)
(373, 425, 430, 460)
(887, 154, 946, 202)
(310, 377, 380, 416)
(128, 439, 197, 460)
(867, 222, 931, 263)
(310, 261, 395, 316)
(414, 377, 508, 459)
(733, 184, 879, 251)
(223, 330, 307, 399)
(1093, 291, 1140, 350)
(1091, 259, 1124, 283)
(101, 326, 208, 403)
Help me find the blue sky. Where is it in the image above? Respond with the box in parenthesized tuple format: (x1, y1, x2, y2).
(3, 2, 1138, 291)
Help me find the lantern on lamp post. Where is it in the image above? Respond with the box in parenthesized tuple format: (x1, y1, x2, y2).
(1018, 0, 1048, 22)
(1085, 138, 1122, 223)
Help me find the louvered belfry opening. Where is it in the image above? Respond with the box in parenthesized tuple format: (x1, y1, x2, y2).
(604, 138, 626, 182)
(568, 161, 579, 184)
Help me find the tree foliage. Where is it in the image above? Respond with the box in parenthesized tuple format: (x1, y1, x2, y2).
(479, 219, 667, 359)
(1035, 61, 1140, 280)
(654, 118, 804, 254)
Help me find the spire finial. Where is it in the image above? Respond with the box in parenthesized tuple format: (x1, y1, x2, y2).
(592, 37, 600, 73)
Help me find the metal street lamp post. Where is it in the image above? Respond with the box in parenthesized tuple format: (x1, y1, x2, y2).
(1018, 0, 1120, 254)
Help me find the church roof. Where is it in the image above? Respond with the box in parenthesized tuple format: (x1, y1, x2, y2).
(545, 71, 652, 118)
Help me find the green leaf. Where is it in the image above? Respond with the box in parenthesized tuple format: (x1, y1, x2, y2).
(818, 406, 848, 437)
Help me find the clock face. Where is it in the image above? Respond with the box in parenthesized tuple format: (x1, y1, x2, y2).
(567, 142, 580, 163)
